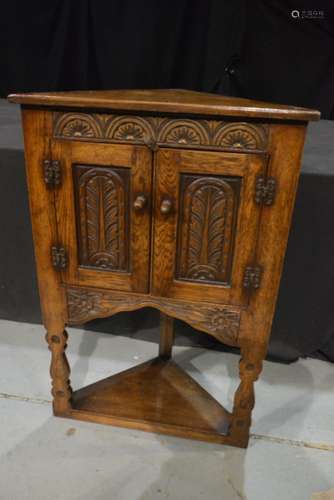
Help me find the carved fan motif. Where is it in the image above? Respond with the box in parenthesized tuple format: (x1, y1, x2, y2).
(106, 116, 154, 143)
(166, 126, 201, 145)
(54, 114, 101, 138)
(113, 123, 144, 140)
(159, 120, 208, 145)
(220, 130, 257, 149)
(177, 175, 239, 284)
(74, 165, 129, 271)
(214, 123, 267, 150)
(63, 119, 95, 137)
(53, 112, 268, 151)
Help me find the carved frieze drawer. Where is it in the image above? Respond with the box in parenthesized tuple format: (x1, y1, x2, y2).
(53, 112, 268, 152)
(65, 286, 242, 346)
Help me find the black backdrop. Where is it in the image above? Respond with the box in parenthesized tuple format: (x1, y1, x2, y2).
(1, 0, 334, 118)
(1, 1, 334, 363)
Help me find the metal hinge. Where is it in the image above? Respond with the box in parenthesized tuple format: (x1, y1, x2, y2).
(51, 246, 67, 270)
(243, 266, 262, 290)
(44, 159, 61, 186)
(255, 176, 276, 205)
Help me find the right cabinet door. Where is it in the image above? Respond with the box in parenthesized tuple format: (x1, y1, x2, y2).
(152, 148, 267, 306)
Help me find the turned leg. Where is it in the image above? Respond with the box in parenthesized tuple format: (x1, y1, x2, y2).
(159, 313, 174, 359)
(230, 343, 265, 447)
(45, 329, 72, 414)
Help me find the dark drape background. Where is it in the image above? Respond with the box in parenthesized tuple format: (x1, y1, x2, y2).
(1, 0, 334, 118)
(1, 0, 334, 363)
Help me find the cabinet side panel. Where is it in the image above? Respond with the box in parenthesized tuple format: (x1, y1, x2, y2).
(239, 123, 307, 349)
(21, 109, 66, 332)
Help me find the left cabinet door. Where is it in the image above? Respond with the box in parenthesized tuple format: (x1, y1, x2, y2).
(52, 140, 152, 293)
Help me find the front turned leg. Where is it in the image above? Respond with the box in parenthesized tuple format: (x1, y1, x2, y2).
(159, 313, 174, 359)
(230, 344, 264, 447)
(45, 329, 72, 414)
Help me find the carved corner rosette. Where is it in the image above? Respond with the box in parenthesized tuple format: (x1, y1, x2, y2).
(53, 112, 268, 152)
(208, 308, 240, 344)
(66, 288, 109, 325)
(66, 287, 241, 346)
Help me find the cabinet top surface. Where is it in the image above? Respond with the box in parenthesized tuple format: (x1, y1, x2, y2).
(8, 89, 320, 121)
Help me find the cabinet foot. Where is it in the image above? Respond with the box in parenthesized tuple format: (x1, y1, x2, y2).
(45, 329, 72, 413)
(229, 343, 264, 445)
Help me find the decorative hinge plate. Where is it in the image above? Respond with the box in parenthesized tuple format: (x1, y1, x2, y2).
(243, 266, 262, 290)
(44, 159, 61, 186)
(51, 246, 67, 269)
(255, 176, 276, 205)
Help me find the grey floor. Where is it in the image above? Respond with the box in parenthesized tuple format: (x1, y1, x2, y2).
(0, 320, 333, 500)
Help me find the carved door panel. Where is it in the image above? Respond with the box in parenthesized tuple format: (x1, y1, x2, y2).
(52, 141, 152, 292)
(152, 148, 266, 305)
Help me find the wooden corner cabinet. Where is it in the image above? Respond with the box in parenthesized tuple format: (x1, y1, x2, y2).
(8, 89, 320, 448)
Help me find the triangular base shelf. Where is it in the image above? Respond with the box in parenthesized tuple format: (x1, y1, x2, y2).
(68, 358, 231, 442)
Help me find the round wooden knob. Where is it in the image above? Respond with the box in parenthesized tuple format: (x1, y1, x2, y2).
(160, 198, 173, 215)
(133, 194, 147, 211)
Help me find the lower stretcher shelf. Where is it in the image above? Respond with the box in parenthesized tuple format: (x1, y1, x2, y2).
(62, 357, 232, 443)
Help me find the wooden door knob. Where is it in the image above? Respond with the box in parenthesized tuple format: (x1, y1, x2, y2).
(160, 197, 173, 215)
(133, 194, 147, 211)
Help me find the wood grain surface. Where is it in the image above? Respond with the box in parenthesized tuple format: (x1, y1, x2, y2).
(8, 88, 320, 120)
(151, 148, 265, 305)
(52, 141, 152, 293)
(14, 90, 316, 448)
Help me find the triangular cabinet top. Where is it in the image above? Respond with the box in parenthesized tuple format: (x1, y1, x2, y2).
(8, 89, 320, 121)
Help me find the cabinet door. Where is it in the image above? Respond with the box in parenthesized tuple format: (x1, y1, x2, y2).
(152, 148, 266, 305)
(53, 141, 152, 292)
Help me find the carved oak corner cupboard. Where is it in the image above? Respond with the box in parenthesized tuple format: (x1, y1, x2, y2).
(8, 89, 320, 448)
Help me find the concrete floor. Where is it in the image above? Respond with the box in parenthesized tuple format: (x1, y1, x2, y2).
(0, 319, 333, 500)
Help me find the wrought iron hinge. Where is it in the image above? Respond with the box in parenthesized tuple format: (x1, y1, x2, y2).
(243, 266, 262, 290)
(43, 159, 61, 187)
(51, 246, 67, 270)
(255, 176, 276, 205)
